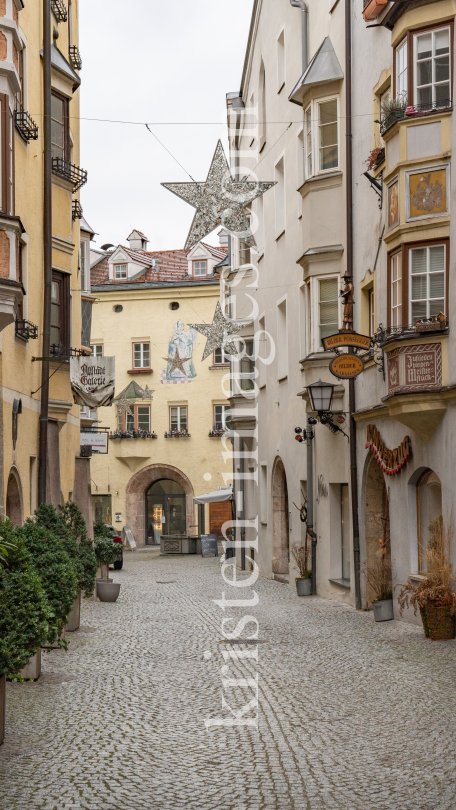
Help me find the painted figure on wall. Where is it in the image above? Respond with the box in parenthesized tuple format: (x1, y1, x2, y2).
(162, 320, 197, 383)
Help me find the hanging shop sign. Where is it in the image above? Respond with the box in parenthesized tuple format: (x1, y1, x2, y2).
(322, 332, 372, 351)
(365, 424, 411, 475)
(330, 354, 364, 379)
(80, 432, 109, 454)
(70, 356, 116, 408)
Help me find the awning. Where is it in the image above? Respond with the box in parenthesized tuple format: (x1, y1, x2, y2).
(193, 486, 233, 505)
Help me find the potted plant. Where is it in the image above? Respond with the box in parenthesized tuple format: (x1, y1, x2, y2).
(291, 540, 312, 596)
(94, 536, 122, 602)
(380, 95, 407, 130)
(397, 515, 456, 640)
(364, 493, 394, 621)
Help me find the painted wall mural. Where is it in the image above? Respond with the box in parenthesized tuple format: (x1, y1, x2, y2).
(160, 320, 197, 385)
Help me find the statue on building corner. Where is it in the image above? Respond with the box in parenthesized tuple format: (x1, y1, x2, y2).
(340, 273, 354, 333)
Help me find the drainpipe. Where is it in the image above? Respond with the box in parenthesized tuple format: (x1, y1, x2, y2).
(345, 0, 361, 610)
(306, 422, 317, 594)
(38, 0, 52, 505)
(290, 0, 308, 181)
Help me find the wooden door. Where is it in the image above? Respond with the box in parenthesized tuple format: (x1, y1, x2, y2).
(209, 501, 233, 537)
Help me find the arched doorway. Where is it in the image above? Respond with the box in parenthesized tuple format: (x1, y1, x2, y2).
(364, 455, 391, 604)
(125, 464, 194, 547)
(271, 456, 289, 576)
(146, 479, 186, 545)
(6, 468, 23, 527)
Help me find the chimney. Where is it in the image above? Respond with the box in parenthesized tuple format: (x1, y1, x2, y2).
(218, 228, 229, 248)
(127, 230, 149, 252)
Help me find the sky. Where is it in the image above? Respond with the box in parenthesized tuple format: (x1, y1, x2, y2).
(79, 0, 253, 252)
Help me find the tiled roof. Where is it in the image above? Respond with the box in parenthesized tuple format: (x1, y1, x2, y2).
(91, 247, 189, 287)
(127, 229, 149, 242)
(199, 243, 228, 260)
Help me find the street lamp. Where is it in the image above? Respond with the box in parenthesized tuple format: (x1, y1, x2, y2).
(307, 379, 335, 414)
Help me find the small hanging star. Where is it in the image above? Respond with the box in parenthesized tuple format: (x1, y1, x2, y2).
(116, 397, 133, 418)
(163, 351, 188, 375)
(162, 140, 276, 251)
(189, 302, 246, 362)
(141, 385, 154, 400)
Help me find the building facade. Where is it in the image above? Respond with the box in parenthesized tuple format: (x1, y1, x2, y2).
(89, 232, 233, 546)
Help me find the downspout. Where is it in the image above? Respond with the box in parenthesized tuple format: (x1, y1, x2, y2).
(345, 0, 361, 609)
(290, 1, 308, 180)
(38, 0, 52, 505)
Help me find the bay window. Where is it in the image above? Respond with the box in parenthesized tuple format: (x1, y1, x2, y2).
(304, 97, 339, 178)
(391, 251, 403, 327)
(388, 240, 448, 327)
(394, 25, 452, 112)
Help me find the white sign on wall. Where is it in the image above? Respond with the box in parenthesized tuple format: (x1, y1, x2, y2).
(80, 432, 108, 453)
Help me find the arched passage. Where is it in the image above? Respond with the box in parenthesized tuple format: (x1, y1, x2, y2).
(364, 454, 391, 604)
(126, 464, 194, 547)
(271, 456, 289, 576)
(6, 468, 23, 527)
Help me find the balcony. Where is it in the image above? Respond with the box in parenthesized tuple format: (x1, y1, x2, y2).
(72, 200, 83, 221)
(51, 0, 68, 22)
(52, 158, 88, 192)
(15, 319, 38, 340)
(381, 98, 452, 136)
(69, 46, 82, 71)
(375, 315, 448, 348)
(164, 430, 191, 438)
(363, 0, 387, 22)
(110, 430, 157, 440)
(14, 111, 39, 143)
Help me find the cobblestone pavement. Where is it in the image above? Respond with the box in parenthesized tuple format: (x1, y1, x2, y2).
(1, 552, 456, 810)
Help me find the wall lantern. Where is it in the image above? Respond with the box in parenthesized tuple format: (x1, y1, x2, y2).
(307, 379, 335, 414)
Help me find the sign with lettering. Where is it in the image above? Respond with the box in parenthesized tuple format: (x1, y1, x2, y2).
(201, 534, 218, 558)
(365, 424, 411, 475)
(80, 431, 108, 453)
(387, 344, 442, 394)
(123, 529, 136, 549)
(70, 356, 116, 408)
(330, 354, 364, 379)
(323, 332, 371, 351)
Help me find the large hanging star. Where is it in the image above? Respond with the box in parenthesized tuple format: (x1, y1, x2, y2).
(163, 351, 188, 375)
(116, 398, 133, 418)
(141, 385, 154, 400)
(189, 302, 246, 362)
(162, 141, 276, 251)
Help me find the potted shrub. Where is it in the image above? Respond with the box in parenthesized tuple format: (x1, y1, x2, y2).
(94, 536, 122, 602)
(397, 515, 456, 640)
(380, 95, 407, 130)
(364, 496, 394, 621)
(291, 540, 312, 596)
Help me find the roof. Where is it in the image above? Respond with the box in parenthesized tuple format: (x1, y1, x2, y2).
(80, 217, 96, 238)
(289, 37, 344, 106)
(114, 381, 149, 401)
(40, 45, 81, 91)
(127, 229, 149, 242)
(200, 242, 228, 260)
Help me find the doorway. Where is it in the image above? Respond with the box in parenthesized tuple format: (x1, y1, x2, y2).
(271, 456, 290, 576)
(146, 479, 186, 544)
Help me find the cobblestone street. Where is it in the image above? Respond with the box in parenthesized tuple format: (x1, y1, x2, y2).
(1, 551, 456, 810)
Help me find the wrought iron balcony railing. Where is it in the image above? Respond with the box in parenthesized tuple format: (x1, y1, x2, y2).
(72, 199, 83, 220)
(52, 158, 88, 192)
(14, 110, 39, 143)
(49, 344, 91, 358)
(110, 430, 157, 440)
(51, 0, 68, 22)
(15, 319, 38, 340)
(69, 46, 82, 71)
(164, 430, 191, 438)
(374, 316, 448, 347)
(381, 98, 452, 135)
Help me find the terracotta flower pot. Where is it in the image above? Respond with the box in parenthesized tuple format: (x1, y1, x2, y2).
(421, 597, 455, 640)
(97, 581, 121, 603)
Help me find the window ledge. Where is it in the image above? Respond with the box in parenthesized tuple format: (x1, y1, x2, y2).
(209, 364, 230, 370)
(127, 368, 153, 374)
(299, 170, 343, 199)
(275, 230, 285, 242)
(329, 578, 351, 589)
(278, 375, 288, 383)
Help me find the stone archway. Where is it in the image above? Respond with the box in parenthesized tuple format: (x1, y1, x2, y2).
(6, 467, 23, 527)
(364, 454, 391, 604)
(126, 464, 195, 547)
(271, 456, 289, 576)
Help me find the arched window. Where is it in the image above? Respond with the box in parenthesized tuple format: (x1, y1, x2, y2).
(417, 470, 442, 572)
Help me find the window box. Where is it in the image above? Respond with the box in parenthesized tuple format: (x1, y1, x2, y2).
(72, 200, 83, 220)
(14, 110, 38, 143)
(51, 0, 68, 22)
(52, 158, 87, 192)
(363, 0, 387, 22)
(164, 430, 191, 438)
(15, 319, 38, 340)
(69, 46, 82, 71)
(110, 431, 157, 440)
(127, 368, 153, 375)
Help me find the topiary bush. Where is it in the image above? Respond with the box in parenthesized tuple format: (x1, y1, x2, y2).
(0, 520, 50, 677)
(94, 536, 122, 582)
(20, 520, 79, 645)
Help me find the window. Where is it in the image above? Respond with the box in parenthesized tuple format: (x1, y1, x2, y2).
(417, 470, 442, 573)
(80, 239, 90, 292)
(80, 405, 97, 421)
(81, 299, 92, 347)
(277, 298, 288, 380)
(115, 264, 127, 280)
(239, 236, 251, 266)
(274, 156, 285, 237)
(124, 405, 151, 433)
(214, 348, 230, 365)
(410, 244, 445, 322)
(133, 342, 151, 368)
(277, 29, 285, 91)
(91, 344, 103, 358)
(368, 288, 375, 336)
(15, 45, 24, 112)
(50, 271, 69, 348)
(297, 129, 304, 216)
(414, 27, 450, 109)
(305, 105, 312, 177)
(214, 405, 231, 430)
(256, 195, 264, 256)
(299, 284, 307, 359)
(51, 92, 69, 160)
(193, 260, 207, 277)
(318, 278, 339, 342)
(240, 339, 255, 391)
(170, 406, 187, 431)
(319, 99, 338, 171)
(396, 37, 408, 101)
(391, 251, 403, 326)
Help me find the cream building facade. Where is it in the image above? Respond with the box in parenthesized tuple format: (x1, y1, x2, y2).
(90, 232, 233, 547)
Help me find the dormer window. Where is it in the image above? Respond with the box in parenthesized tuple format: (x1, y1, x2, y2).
(115, 264, 127, 280)
(193, 260, 207, 277)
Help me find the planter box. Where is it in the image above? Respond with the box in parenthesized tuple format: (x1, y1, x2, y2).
(296, 578, 312, 596)
(363, 0, 387, 21)
(19, 649, 41, 681)
(65, 592, 81, 632)
(420, 598, 455, 640)
(160, 535, 198, 555)
(0, 676, 5, 745)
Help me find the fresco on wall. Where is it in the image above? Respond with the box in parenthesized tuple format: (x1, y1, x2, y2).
(408, 168, 447, 219)
(160, 320, 197, 384)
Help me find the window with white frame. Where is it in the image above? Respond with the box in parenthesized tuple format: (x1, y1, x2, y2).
(277, 29, 285, 91)
(277, 298, 288, 379)
(299, 284, 307, 359)
(274, 156, 285, 236)
(80, 238, 90, 292)
(318, 277, 339, 342)
(305, 105, 313, 177)
(214, 405, 231, 430)
(240, 339, 255, 392)
(391, 251, 402, 326)
(414, 27, 451, 109)
(133, 342, 150, 368)
(297, 129, 304, 216)
(410, 243, 446, 322)
(91, 344, 103, 358)
(170, 405, 187, 431)
(213, 348, 230, 365)
(305, 98, 339, 177)
(115, 264, 127, 279)
(396, 37, 408, 101)
(193, 260, 207, 277)
(368, 288, 375, 336)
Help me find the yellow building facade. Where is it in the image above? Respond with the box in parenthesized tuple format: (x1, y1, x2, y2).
(90, 236, 233, 547)
(0, 0, 88, 524)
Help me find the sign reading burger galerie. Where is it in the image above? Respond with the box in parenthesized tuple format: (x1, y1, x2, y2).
(365, 424, 411, 476)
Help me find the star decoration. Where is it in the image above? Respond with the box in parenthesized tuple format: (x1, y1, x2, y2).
(163, 351, 188, 375)
(116, 398, 133, 418)
(189, 302, 246, 362)
(162, 140, 276, 251)
(141, 385, 154, 400)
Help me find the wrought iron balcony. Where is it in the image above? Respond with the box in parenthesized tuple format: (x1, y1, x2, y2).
(72, 199, 83, 220)
(164, 430, 191, 438)
(14, 110, 39, 143)
(69, 46, 82, 71)
(110, 430, 157, 440)
(49, 344, 91, 358)
(15, 319, 38, 340)
(52, 158, 88, 192)
(381, 98, 452, 135)
(374, 316, 448, 347)
(51, 0, 68, 22)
